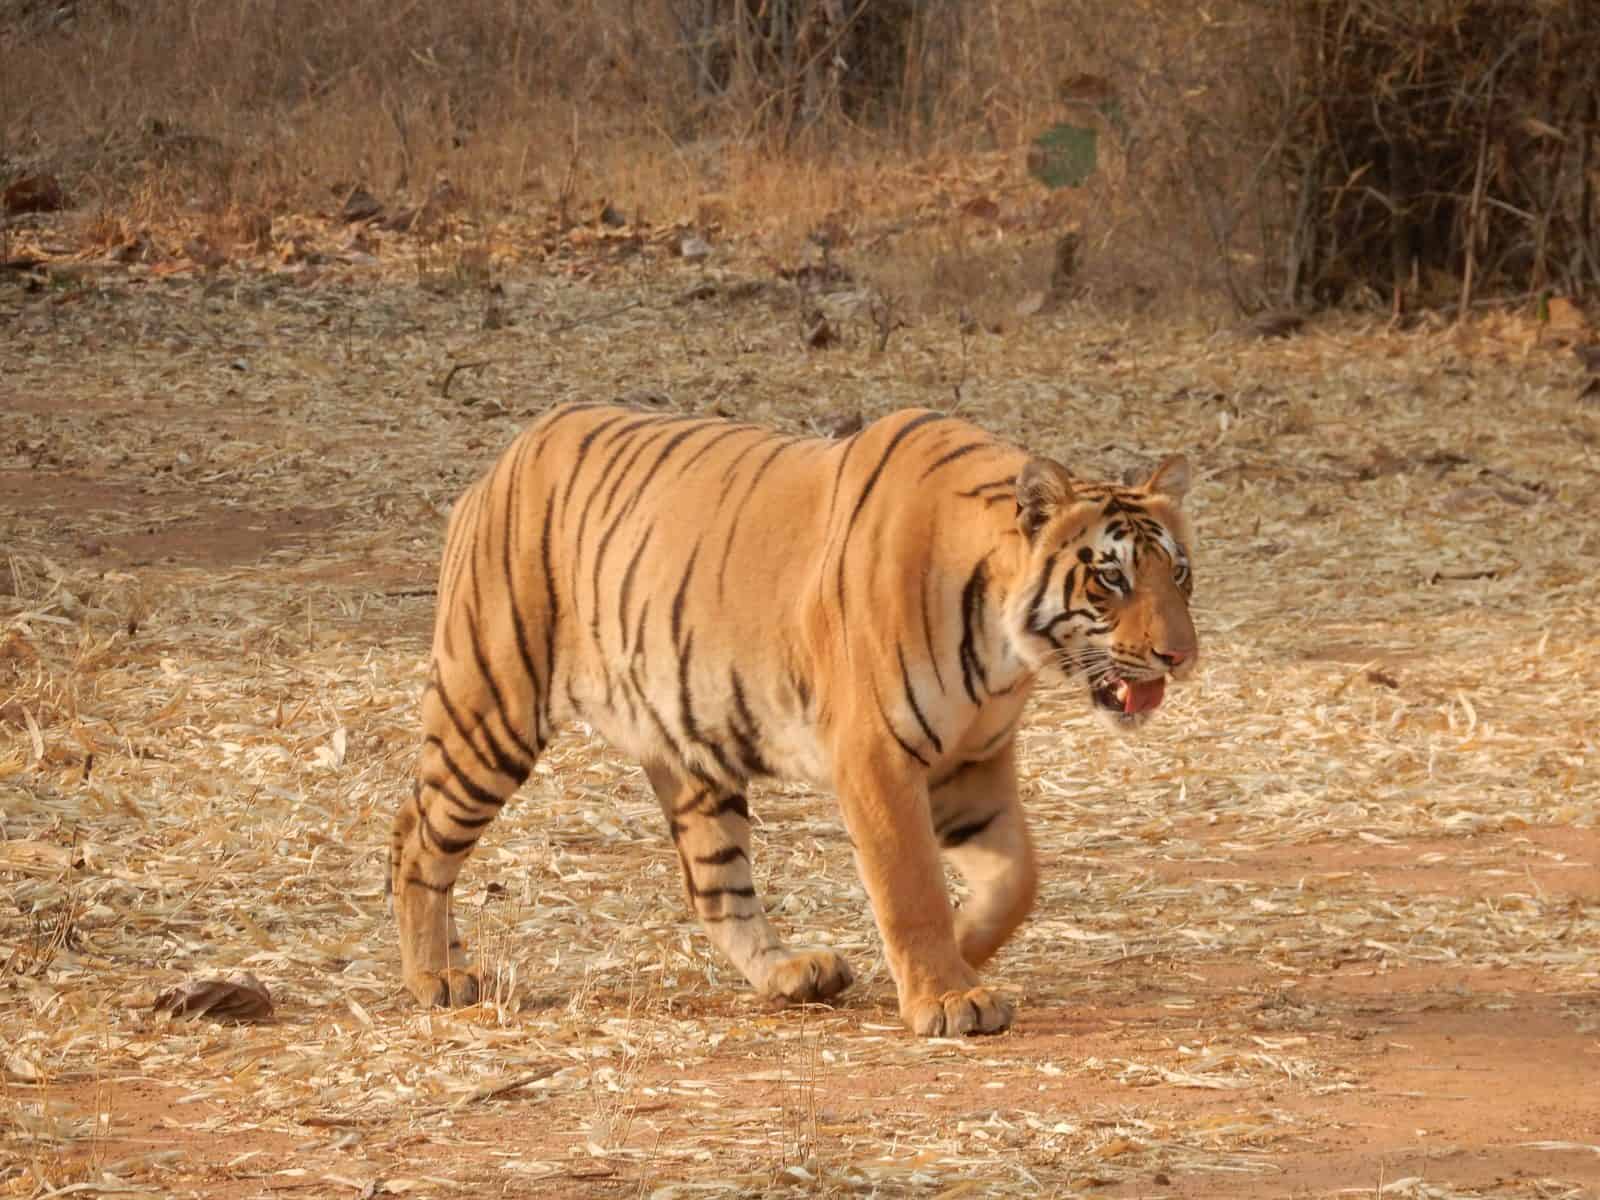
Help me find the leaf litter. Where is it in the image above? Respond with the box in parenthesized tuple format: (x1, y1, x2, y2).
(1, 246, 1597, 1198)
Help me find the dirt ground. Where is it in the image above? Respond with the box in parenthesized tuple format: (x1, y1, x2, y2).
(2, 247, 1598, 1199)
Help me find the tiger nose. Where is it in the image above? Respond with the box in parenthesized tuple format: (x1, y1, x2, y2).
(1155, 647, 1192, 669)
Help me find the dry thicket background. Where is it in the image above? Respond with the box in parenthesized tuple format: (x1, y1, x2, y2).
(4, 2, 1600, 1199)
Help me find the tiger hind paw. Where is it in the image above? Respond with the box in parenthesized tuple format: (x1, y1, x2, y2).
(405, 966, 483, 1008)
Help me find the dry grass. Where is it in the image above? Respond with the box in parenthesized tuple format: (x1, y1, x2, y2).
(1, 235, 1599, 1198)
(0, 1, 1312, 317)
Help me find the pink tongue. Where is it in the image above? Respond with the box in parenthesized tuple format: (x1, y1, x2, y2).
(1124, 677, 1166, 714)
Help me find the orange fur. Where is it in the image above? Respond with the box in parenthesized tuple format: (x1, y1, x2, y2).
(391, 404, 1197, 1034)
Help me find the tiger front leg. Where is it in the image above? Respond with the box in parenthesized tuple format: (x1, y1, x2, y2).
(930, 739, 1038, 970)
(835, 751, 1014, 1037)
(646, 763, 854, 1005)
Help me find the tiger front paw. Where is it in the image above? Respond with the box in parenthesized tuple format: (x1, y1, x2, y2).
(761, 949, 855, 1004)
(903, 986, 1013, 1037)
(405, 966, 483, 1008)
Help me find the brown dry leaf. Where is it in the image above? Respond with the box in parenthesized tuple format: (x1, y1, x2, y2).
(153, 971, 275, 1022)
(0, 628, 38, 662)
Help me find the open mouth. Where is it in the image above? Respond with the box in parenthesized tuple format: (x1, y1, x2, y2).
(1089, 675, 1166, 721)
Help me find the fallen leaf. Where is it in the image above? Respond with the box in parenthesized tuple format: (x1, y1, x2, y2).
(5, 1051, 44, 1082)
(153, 971, 274, 1022)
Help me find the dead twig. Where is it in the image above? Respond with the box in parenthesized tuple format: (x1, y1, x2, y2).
(441, 360, 492, 399)
(545, 299, 645, 336)
(415, 1064, 563, 1115)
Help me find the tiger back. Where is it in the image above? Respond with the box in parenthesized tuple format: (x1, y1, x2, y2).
(390, 403, 1197, 1036)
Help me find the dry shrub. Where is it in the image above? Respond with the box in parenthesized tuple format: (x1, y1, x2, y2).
(0, 0, 690, 216)
(9, 1, 1587, 316)
(1281, 1, 1600, 312)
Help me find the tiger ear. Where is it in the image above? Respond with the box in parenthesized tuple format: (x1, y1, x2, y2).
(1139, 455, 1190, 502)
(1015, 457, 1075, 540)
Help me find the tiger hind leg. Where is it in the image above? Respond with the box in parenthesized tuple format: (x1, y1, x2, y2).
(391, 665, 537, 1007)
(646, 762, 854, 1005)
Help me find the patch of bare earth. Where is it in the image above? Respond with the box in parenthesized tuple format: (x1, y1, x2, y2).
(2, 249, 1597, 1199)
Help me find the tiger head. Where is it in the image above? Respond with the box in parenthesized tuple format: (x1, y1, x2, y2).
(1002, 455, 1197, 730)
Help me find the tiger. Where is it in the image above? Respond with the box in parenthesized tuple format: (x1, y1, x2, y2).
(390, 402, 1197, 1036)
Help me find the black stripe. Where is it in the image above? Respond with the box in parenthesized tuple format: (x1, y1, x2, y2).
(628, 650, 691, 771)
(714, 793, 751, 820)
(844, 411, 946, 544)
(581, 423, 680, 629)
(898, 644, 944, 755)
(437, 484, 485, 623)
(419, 806, 479, 856)
(957, 477, 1016, 498)
(919, 439, 988, 479)
(874, 685, 930, 767)
(920, 568, 946, 693)
(824, 428, 863, 524)
(428, 682, 529, 785)
(502, 436, 549, 748)
(631, 598, 652, 666)
(574, 415, 662, 549)
(958, 557, 992, 705)
(939, 811, 998, 848)
(558, 413, 629, 519)
(463, 596, 542, 764)
(437, 804, 496, 830)
(429, 740, 509, 809)
(672, 786, 716, 816)
(694, 886, 757, 901)
(676, 625, 741, 784)
(670, 542, 702, 650)
(694, 845, 749, 865)
(617, 525, 654, 649)
(728, 670, 773, 777)
(612, 419, 715, 521)
(538, 488, 560, 726)
(1025, 554, 1062, 634)
(836, 411, 947, 614)
(715, 435, 771, 500)
(675, 422, 758, 481)
(587, 426, 701, 633)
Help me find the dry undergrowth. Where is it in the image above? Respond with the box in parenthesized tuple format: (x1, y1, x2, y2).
(1, 238, 1598, 1199)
